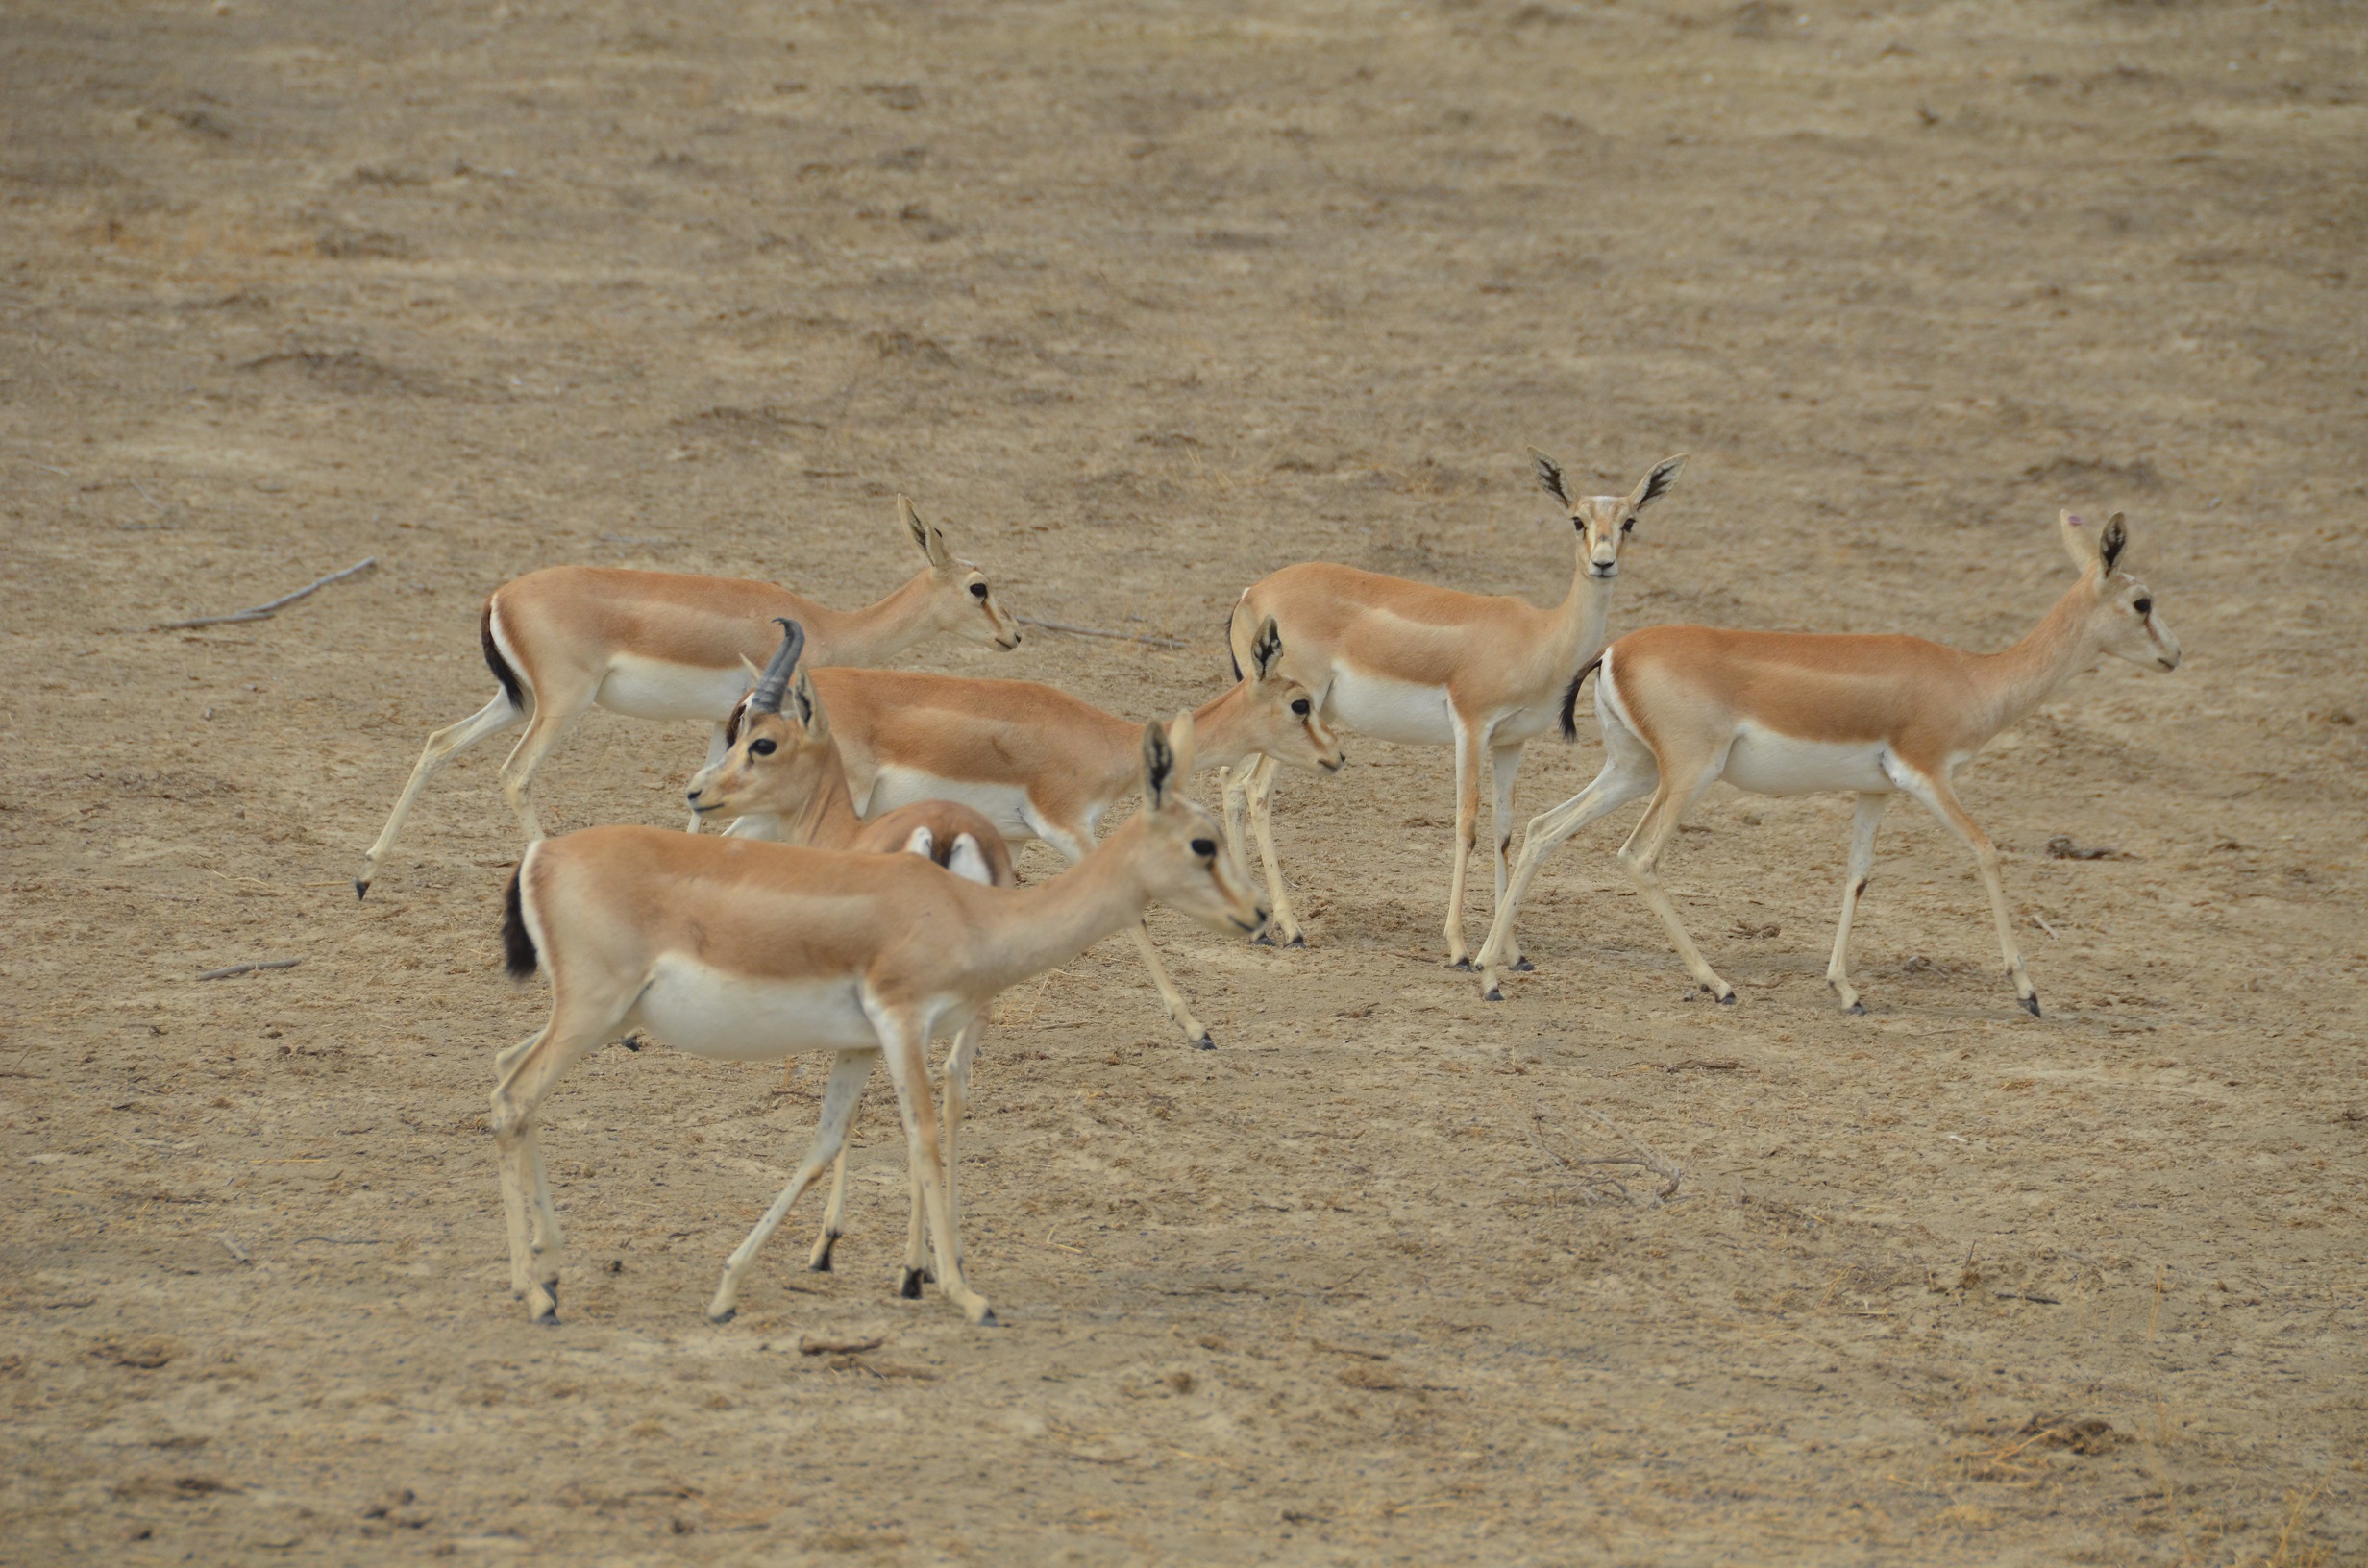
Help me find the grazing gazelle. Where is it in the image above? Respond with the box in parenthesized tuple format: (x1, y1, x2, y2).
(1473, 511, 2181, 1016)
(1221, 451, 1686, 964)
(799, 617, 1344, 1048)
(356, 497, 1020, 897)
(492, 713, 1266, 1327)
(685, 619, 1013, 1292)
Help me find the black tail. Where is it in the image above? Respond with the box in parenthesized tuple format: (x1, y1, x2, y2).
(501, 869, 538, 979)
(1560, 654, 1605, 741)
(1224, 603, 1244, 681)
(481, 600, 526, 712)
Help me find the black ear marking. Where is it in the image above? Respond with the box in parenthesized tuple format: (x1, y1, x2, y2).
(1637, 453, 1688, 509)
(2099, 511, 2128, 573)
(1529, 448, 1569, 506)
(723, 697, 748, 746)
(1252, 616, 1283, 681)
(1141, 720, 1176, 807)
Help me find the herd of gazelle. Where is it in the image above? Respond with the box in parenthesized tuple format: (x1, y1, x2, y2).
(360, 464, 2180, 1325)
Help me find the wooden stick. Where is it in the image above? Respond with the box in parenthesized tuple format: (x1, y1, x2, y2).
(1013, 614, 1189, 649)
(196, 957, 303, 981)
(155, 557, 377, 630)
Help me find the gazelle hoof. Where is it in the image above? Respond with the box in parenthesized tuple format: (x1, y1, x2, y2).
(1252, 931, 1277, 947)
(899, 1267, 925, 1300)
(1483, 987, 1504, 1003)
(1846, 1001, 1867, 1016)
(1192, 1034, 1216, 1051)
(1511, 957, 1536, 973)
(2020, 993, 2042, 1018)
(1450, 957, 1473, 971)
(1718, 992, 1737, 1005)
(975, 1309, 999, 1328)
(707, 1306, 736, 1325)
(1286, 935, 1307, 949)
(353, 878, 370, 900)
(809, 1237, 838, 1273)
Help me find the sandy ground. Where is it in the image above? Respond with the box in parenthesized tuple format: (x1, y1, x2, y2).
(3, 1, 2365, 1562)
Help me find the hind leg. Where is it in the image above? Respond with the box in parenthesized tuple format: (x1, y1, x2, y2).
(490, 987, 635, 1323)
(1475, 727, 1659, 996)
(358, 693, 524, 895)
(1487, 740, 1528, 970)
(495, 675, 599, 843)
(1617, 759, 1734, 1002)
(709, 1051, 876, 1322)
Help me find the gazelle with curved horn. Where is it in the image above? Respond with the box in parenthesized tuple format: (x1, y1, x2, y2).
(686, 618, 1015, 1292)
(796, 615, 1344, 1048)
(1220, 450, 1686, 964)
(356, 496, 1021, 896)
(1473, 511, 2181, 1015)
(491, 712, 1266, 1327)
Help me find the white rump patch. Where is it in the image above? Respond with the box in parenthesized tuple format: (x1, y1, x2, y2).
(946, 833, 995, 885)
(898, 825, 937, 860)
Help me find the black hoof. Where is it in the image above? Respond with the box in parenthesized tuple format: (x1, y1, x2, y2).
(708, 1307, 736, 1325)
(2021, 993, 2042, 1018)
(1483, 988, 1504, 1003)
(899, 1268, 925, 1300)
(1193, 1035, 1216, 1051)
(1451, 957, 1473, 971)
(1286, 935, 1307, 949)
(809, 1239, 836, 1273)
(1718, 992, 1737, 1006)
(533, 1314, 561, 1328)
(1252, 931, 1277, 947)
(923, 1268, 938, 1285)
(616, 1035, 643, 1052)
(1511, 957, 1536, 973)
(976, 1309, 999, 1328)
(354, 879, 369, 900)
(1847, 1002, 1867, 1016)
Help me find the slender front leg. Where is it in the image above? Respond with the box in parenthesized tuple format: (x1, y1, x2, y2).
(1474, 751, 1658, 998)
(1126, 921, 1214, 1049)
(1246, 756, 1305, 946)
(1616, 762, 1734, 1003)
(940, 1017, 986, 1273)
(1826, 793, 1892, 1013)
(686, 723, 729, 833)
(1487, 740, 1528, 970)
(1220, 757, 1259, 870)
(709, 1051, 876, 1322)
(357, 693, 525, 896)
(1443, 715, 1488, 968)
(864, 997, 994, 1325)
(489, 993, 632, 1324)
(807, 1150, 851, 1272)
(1888, 763, 2041, 1017)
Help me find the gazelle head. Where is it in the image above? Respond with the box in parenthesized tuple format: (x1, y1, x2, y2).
(1530, 450, 1688, 580)
(1136, 712, 1269, 940)
(903, 495, 1022, 651)
(1237, 615, 1345, 774)
(687, 620, 837, 821)
(2060, 511, 2182, 673)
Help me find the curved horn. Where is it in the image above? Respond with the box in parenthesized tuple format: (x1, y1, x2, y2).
(747, 618, 806, 715)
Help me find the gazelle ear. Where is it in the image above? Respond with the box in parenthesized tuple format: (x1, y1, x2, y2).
(791, 667, 823, 729)
(1141, 719, 1177, 809)
(2098, 511, 2129, 574)
(2060, 509, 2101, 572)
(1527, 447, 1570, 506)
(1251, 615, 1284, 682)
(1630, 453, 1688, 511)
(900, 495, 932, 559)
(1166, 709, 1196, 786)
(738, 655, 763, 688)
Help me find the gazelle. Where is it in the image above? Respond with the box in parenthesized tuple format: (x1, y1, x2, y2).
(1220, 450, 1686, 965)
(685, 619, 1014, 1292)
(800, 616, 1344, 1048)
(1473, 511, 2181, 1015)
(355, 497, 1020, 897)
(492, 713, 1266, 1327)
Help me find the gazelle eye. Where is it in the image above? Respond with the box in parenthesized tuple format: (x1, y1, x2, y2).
(1190, 837, 1217, 857)
(2132, 597, 2151, 616)
(749, 738, 777, 757)
(1621, 517, 1636, 532)
(1291, 698, 1311, 717)
(969, 581, 989, 599)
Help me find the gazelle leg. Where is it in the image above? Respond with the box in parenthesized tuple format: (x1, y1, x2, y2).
(1246, 755, 1305, 946)
(686, 723, 728, 833)
(1126, 922, 1214, 1050)
(865, 997, 993, 1326)
(1474, 737, 1659, 997)
(489, 991, 632, 1323)
(494, 676, 599, 843)
(357, 693, 525, 896)
(940, 1017, 986, 1274)
(1616, 759, 1734, 1003)
(1887, 763, 2041, 1017)
(708, 1050, 876, 1322)
(1443, 716, 1489, 968)
(1488, 740, 1529, 971)
(1826, 793, 1893, 1014)
(1220, 756, 1259, 870)
(807, 1149, 851, 1272)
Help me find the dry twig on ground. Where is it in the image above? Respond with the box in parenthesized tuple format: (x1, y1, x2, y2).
(154, 557, 378, 630)
(1012, 614, 1189, 649)
(196, 958, 303, 981)
(1526, 1108, 1684, 1207)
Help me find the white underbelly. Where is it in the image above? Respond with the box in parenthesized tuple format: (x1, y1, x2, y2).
(596, 654, 750, 723)
(864, 766, 1036, 842)
(1721, 724, 1893, 796)
(1321, 670, 1456, 747)
(629, 957, 879, 1061)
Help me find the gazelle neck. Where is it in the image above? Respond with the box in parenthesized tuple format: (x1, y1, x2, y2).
(1548, 544, 1619, 672)
(798, 570, 939, 667)
(774, 740, 866, 850)
(1967, 568, 2105, 742)
(970, 818, 1154, 993)
(1184, 683, 1263, 772)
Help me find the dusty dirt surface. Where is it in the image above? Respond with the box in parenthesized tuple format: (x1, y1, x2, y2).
(4, 1, 2365, 1562)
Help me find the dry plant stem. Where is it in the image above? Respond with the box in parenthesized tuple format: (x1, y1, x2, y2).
(1011, 614, 1189, 649)
(155, 557, 378, 630)
(196, 957, 303, 981)
(1526, 1109, 1683, 1206)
